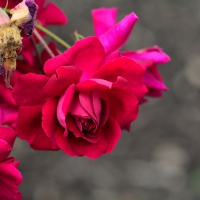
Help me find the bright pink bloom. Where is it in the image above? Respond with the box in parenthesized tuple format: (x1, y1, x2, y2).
(13, 36, 147, 158)
(92, 7, 170, 98)
(0, 125, 22, 200)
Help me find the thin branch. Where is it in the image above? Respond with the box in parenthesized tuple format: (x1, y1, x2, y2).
(33, 29, 55, 58)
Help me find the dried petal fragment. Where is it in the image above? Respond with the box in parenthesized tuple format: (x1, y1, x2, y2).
(10, 0, 32, 27)
(0, 8, 10, 26)
(23, 0, 38, 36)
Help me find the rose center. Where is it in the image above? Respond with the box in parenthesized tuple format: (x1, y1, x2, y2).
(74, 117, 96, 134)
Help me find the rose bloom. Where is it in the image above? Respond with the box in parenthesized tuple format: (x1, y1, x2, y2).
(0, 125, 22, 200)
(92, 7, 170, 98)
(13, 36, 147, 158)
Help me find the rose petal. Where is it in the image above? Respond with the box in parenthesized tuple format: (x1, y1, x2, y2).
(17, 105, 56, 150)
(94, 57, 147, 100)
(99, 12, 138, 55)
(145, 69, 168, 90)
(103, 116, 121, 153)
(38, 2, 67, 26)
(97, 87, 139, 127)
(42, 97, 59, 149)
(0, 140, 11, 162)
(76, 78, 112, 91)
(92, 7, 117, 37)
(122, 46, 171, 64)
(56, 126, 108, 159)
(57, 84, 75, 129)
(12, 73, 49, 106)
(43, 66, 82, 97)
(79, 91, 101, 124)
(0, 163, 22, 200)
(0, 126, 16, 147)
(44, 37, 105, 80)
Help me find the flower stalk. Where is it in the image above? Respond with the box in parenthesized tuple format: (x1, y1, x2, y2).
(35, 23, 71, 49)
(33, 28, 55, 58)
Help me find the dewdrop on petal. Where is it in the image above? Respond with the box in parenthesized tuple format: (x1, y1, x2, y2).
(0, 0, 38, 88)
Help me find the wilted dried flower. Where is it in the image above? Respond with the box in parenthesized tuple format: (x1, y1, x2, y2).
(0, 0, 38, 87)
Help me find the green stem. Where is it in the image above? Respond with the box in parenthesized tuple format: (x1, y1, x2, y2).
(36, 24, 71, 49)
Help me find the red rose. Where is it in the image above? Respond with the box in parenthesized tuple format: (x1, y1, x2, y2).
(13, 36, 147, 158)
(0, 125, 22, 200)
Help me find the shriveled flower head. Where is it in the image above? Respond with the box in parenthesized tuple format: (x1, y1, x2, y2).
(0, 0, 38, 88)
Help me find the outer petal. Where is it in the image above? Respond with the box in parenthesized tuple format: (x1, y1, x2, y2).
(122, 46, 171, 64)
(56, 115, 121, 158)
(94, 57, 147, 100)
(0, 126, 16, 148)
(103, 116, 121, 153)
(17, 105, 56, 150)
(43, 66, 82, 97)
(99, 12, 138, 55)
(12, 73, 49, 106)
(44, 37, 105, 80)
(92, 7, 117, 37)
(38, 2, 67, 26)
(145, 68, 168, 90)
(55, 126, 108, 159)
(97, 87, 139, 127)
(0, 140, 11, 163)
(0, 163, 22, 200)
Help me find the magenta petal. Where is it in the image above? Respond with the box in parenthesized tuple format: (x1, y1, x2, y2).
(38, 2, 67, 26)
(43, 66, 82, 97)
(76, 78, 112, 91)
(99, 12, 138, 55)
(12, 73, 49, 106)
(145, 70, 168, 90)
(122, 46, 170, 64)
(57, 84, 75, 129)
(17, 105, 56, 150)
(92, 7, 117, 37)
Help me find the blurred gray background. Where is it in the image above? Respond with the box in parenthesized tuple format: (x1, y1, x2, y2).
(12, 0, 200, 199)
